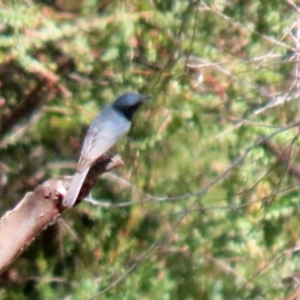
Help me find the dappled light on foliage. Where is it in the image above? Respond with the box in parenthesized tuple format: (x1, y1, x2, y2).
(1, 0, 300, 299)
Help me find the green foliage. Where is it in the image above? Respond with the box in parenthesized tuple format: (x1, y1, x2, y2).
(1, 0, 300, 299)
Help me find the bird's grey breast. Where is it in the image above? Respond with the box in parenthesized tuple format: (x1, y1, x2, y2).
(77, 105, 131, 173)
(91, 105, 131, 137)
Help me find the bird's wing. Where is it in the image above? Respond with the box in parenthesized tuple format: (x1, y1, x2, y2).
(77, 112, 130, 173)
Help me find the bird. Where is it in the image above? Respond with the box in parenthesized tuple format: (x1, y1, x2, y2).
(63, 92, 150, 207)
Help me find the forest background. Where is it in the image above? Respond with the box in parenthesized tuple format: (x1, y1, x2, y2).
(1, 0, 300, 299)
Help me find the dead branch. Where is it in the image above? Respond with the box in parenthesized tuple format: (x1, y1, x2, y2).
(259, 138, 300, 180)
(0, 79, 56, 138)
(0, 153, 123, 273)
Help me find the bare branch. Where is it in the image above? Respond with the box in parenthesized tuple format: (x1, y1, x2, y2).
(0, 79, 56, 139)
(0, 153, 123, 273)
(260, 138, 300, 180)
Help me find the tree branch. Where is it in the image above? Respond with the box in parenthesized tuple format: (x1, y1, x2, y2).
(259, 138, 300, 180)
(0, 153, 123, 273)
(0, 78, 56, 138)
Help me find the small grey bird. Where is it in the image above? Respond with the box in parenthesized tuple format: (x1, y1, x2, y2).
(63, 92, 149, 207)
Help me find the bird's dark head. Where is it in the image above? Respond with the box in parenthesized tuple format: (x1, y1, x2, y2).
(112, 92, 150, 120)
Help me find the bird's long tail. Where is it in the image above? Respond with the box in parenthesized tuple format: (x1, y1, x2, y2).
(63, 167, 90, 207)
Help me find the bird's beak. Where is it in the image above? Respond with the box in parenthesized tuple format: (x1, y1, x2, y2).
(139, 94, 150, 103)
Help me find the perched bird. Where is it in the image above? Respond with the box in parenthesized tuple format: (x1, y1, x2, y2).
(63, 92, 149, 207)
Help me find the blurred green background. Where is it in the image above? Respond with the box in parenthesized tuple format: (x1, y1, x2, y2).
(1, 0, 300, 299)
